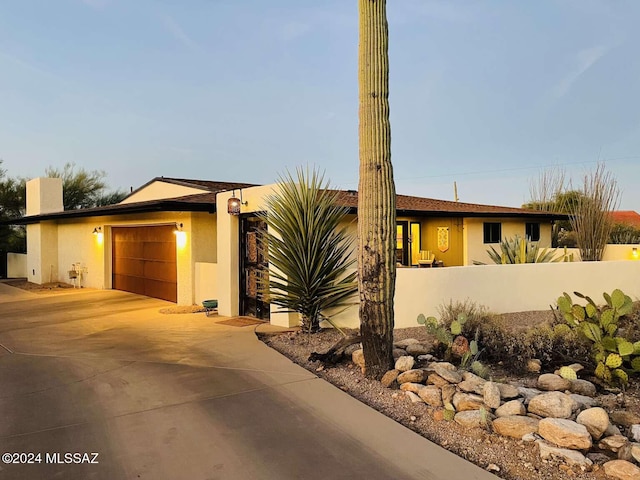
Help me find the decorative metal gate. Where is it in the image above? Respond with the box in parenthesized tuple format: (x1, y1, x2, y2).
(239, 216, 270, 319)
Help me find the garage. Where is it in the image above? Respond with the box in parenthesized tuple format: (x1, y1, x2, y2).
(112, 225, 177, 302)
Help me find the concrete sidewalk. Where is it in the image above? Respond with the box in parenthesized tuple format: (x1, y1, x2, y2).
(0, 287, 497, 480)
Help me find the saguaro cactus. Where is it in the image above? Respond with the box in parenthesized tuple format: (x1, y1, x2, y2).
(357, 0, 397, 379)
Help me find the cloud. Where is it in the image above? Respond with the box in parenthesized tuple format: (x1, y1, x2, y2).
(552, 45, 609, 98)
(160, 14, 200, 52)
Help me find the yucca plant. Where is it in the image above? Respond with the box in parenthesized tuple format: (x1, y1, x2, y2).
(475, 235, 562, 264)
(259, 168, 358, 333)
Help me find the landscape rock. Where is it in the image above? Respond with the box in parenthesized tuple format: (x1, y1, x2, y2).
(526, 359, 542, 373)
(605, 423, 623, 437)
(587, 452, 613, 465)
(570, 394, 598, 410)
(493, 416, 539, 439)
(397, 369, 427, 385)
(395, 355, 415, 372)
(433, 363, 462, 384)
(418, 386, 443, 407)
(631, 443, 640, 463)
(538, 418, 592, 450)
(576, 407, 610, 440)
(393, 338, 420, 348)
(599, 435, 629, 453)
(603, 459, 640, 480)
(496, 383, 520, 400)
(392, 348, 407, 360)
(610, 410, 640, 427)
(405, 391, 423, 404)
(518, 387, 542, 404)
(483, 382, 501, 409)
(453, 392, 485, 411)
(569, 379, 597, 397)
(528, 391, 575, 419)
(441, 384, 456, 406)
(427, 373, 450, 388)
(380, 369, 399, 388)
(537, 441, 593, 467)
(352, 349, 365, 372)
(458, 372, 486, 394)
(617, 443, 635, 462)
(406, 343, 431, 356)
(537, 373, 571, 392)
(630, 425, 640, 442)
(399, 382, 423, 394)
(454, 410, 491, 429)
(417, 354, 436, 362)
(495, 400, 526, 418)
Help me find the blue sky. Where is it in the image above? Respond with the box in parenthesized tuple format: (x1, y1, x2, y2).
(1, 1, 639, 208)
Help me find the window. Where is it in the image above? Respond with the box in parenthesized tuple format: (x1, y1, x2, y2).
(526, 222, 540, 242)
(483, 222, 501, 244)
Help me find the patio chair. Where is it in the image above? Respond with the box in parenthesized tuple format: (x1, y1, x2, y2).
(417, 250, 435, 268)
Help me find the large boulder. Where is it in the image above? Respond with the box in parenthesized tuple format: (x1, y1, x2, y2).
(395, 355, 415, 372)
(569, 379, 597, 397)
(528, 391, 575, 419)
(432, 363, 462, 384)
(495, 400, 526, 418)
(537, 441, 593, 467)
(418, 386, 443, 407)
(493, 416, 539, 439)
(454, 410, 491, 429)
(458, 372, 486, 394)
(380, 369, 400, 388)
(603, 460, 640, 480)
(538, 418, 592, 450)
(576, 407, 610, 440)
(397, 369, 427, 385)
(537, 373, 571, 392)
(453, 392, 485, 411)
(482, 381, 501, 409)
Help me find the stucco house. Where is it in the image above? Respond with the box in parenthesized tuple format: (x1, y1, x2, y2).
(10, 176, 564, 327)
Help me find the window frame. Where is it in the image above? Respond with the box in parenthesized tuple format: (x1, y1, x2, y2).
(483, 222, 501, 244)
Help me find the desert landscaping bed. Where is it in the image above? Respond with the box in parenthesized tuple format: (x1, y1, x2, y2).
(260, 313, 640, 480)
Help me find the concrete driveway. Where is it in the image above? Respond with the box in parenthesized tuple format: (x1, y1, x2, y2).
(0, 285, 496, 480)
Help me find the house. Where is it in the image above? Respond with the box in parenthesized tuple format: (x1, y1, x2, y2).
(9, 176, 565, 327)
(610, 211, 640, 228)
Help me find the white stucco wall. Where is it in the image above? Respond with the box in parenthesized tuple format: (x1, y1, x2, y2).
(563, 245, 640, 262)
(464, 218, 553, 265)
(27, 222, 59, 284)
(7, 253, 27, 278)
(195, 262, 217, 305)
(120, 181, 205, 204)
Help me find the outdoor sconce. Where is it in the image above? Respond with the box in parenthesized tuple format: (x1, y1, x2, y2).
(92, 226, 103, 245)
(92, 227, 102, 235)
(633, 247, 638, 259)
(227, 190, 247, 216)
(174, 223, 187, 248)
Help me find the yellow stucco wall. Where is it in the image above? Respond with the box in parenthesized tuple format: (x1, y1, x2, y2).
(120, 181, 205, 204)
(464, 218, 552, 265)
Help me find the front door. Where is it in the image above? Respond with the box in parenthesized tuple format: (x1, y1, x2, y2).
(239, 215, 270, 319)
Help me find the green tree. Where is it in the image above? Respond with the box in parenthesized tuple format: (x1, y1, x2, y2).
(0, 161, 27, 254)
(260, 168, 358, 333)
(357, 0, 396, 379)
(45, 163, 126, 210)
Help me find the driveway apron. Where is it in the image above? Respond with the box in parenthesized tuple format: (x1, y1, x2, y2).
(0, 288, 496, 480)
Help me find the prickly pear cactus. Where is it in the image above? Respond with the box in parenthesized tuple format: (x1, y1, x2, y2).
(558, 366, 577, 381)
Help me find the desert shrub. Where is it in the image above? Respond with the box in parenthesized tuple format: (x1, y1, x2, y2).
(469, 314, 590, 372)
(609, 223, 640, 244)
(437, 299, 489, 334)
(473, 235, 562, 265)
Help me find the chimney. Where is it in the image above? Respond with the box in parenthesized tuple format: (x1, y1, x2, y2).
(26, 178, 64, 216)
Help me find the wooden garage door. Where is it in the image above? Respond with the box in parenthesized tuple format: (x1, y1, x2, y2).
(112, 226, 177, 302)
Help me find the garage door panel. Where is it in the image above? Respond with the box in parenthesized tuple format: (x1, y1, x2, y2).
(143, 241, 176, 261)
(144, 279, 177, 303)
(113, 258, 144, 277)
(112, 226, 177, 303)
(143, 261, 177, 283)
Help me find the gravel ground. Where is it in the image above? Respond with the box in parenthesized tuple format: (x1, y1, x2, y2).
(259, 323, 625, 480)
